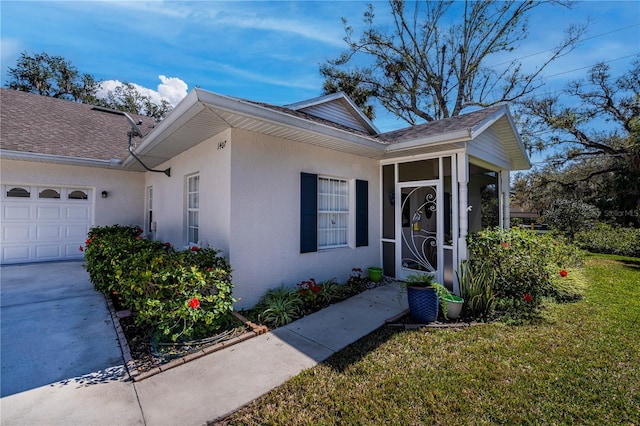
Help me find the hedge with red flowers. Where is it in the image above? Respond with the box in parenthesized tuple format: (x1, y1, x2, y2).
(467, 227, 584, 323)
(83, 225, 235, 341)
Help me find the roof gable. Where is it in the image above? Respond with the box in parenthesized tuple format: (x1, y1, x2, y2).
(284, 92, 378, 135)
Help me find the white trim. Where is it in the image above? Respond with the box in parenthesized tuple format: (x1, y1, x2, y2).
(0, 149, 124, 169)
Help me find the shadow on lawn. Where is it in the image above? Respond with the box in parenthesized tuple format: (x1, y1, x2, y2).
(321, 325, 403, 373)
(619, 258, 640, 270)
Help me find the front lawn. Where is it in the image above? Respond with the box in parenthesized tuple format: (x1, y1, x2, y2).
(219, 255, 640, 425)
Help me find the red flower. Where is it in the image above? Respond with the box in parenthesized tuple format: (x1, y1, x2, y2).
(191, 246, 200, 252)
(189, 297, 200, 309)
(501, 242, 509, 247)
(560, 269, 568, 277)
(524, 293, 533, 302)
(164, 242, 171, 247)
(207, 267, 213, 272)
(136, 235, 142, 240)
(85, 238, 92, 245)
(136, 227, 143, 235)
(78, 245, 84, 252)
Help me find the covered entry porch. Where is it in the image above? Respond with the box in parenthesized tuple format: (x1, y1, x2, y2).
(376, 105, 530, 294)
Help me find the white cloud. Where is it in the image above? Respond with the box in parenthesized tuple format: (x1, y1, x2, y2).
(97, 75, 188, 107)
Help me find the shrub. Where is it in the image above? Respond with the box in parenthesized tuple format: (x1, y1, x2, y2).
(83, 225, 235, 341)
(575, 223, 640, 257)
(467, 227, 584, 323)
(542, 199, 599, 238)
(253, 285, 303, 328)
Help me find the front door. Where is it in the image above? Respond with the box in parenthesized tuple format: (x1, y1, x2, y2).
(396, 181, 443, 282)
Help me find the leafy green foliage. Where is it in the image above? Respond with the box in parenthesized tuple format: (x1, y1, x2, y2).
(6, 51, 99, 103)
(253, 286, 303, 328)
(575, 223, 640, 257)
(248, 268, 373, 328)
(542, 199, 599, 237)
(457, 261, 496, 321)
(467, 227, 584, 323)
(83, 225, 235, 341)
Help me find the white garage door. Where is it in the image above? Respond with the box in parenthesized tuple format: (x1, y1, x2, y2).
(1, 185, 93, 264)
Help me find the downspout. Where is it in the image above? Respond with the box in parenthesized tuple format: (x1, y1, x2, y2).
(122, 112, 171, 177)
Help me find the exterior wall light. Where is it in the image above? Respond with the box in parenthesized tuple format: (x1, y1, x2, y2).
(102, 191, 108, 199)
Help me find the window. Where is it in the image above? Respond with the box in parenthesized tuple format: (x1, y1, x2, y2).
(6, 187, 30, 198)
(187, 175, 199, 245)
(146, 186, 153, 233)
(68, 190, 88, 200)
(38, 188, 60, 199)
(318, 177, 349, 248)
(300, 173, 368, 253)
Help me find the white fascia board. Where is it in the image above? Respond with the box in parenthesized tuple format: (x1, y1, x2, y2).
(0, 149, 125, 169)
(385, 129, 471, 153)
(197, 90, 386, 153)
(122, 89, 207, 167)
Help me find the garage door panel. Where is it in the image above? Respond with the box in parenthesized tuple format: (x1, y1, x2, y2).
(36, 225, 63, 240)
(3, 225, 31, 242)
(65, 224, 89, 239)
(36, 206, 62, 220)
(66, 206, 90, 220)
(64, 244, 84, 257)
(35, 244, 62, 260)
(4, 205, 31, 220)
(2, 245, 31, 263)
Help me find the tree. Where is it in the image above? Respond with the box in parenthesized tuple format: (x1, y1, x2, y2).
(6, 51, 99, 103)
(321, 0, 585, 123)
(5, 51, 172, 120)
(96, 83, 173, 121)
(517, 58, 640, 226)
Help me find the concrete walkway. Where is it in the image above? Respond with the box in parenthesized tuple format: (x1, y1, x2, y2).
(1, 262, 408, 426)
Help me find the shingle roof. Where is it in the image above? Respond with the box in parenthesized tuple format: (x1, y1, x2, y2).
(0, 88, 156, 161)
(377, 105, 505, 142)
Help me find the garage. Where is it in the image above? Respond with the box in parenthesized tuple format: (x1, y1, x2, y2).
(1, 185, 93, 264)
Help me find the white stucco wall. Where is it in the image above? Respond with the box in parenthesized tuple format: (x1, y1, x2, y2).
(0, 159, 144, 226)
(229, 128, 381, 308)
(145, 129, 232, 255)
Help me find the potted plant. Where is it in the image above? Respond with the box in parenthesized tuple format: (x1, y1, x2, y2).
(403, 273, 439, 323)
(432, 283, 464, 320)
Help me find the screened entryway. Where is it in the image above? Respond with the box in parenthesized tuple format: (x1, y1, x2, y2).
(382, 157, 456, 290)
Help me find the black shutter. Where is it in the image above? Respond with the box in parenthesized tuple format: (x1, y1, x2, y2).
(355, 179, 368, 247)
(300, 172, 318, 253)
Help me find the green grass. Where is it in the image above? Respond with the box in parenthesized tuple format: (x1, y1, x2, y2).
(220, 255, 640, 425)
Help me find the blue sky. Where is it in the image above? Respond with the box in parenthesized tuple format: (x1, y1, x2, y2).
(1, 0, 639, 134)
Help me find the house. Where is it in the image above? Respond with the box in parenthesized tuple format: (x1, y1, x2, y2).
(1, 88, 530, 308)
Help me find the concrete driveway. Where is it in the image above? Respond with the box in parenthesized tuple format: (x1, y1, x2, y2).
(1, 261, 143, 425)
(1, 261, 123, 396)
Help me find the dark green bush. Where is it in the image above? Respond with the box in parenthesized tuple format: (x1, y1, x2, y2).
(467, 227, 584, 323)
(83, 225, 235, 341)
(542, 199, 600, 238)
(575, 223, 640, 257)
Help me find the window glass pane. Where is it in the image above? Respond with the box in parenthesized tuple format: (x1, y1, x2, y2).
(39, 189, 60, 199)
(7, 187, 30, 198)
(68, 190, 88, 200)
(317, 177, 349, 248)
(399, 159, 439, 182)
